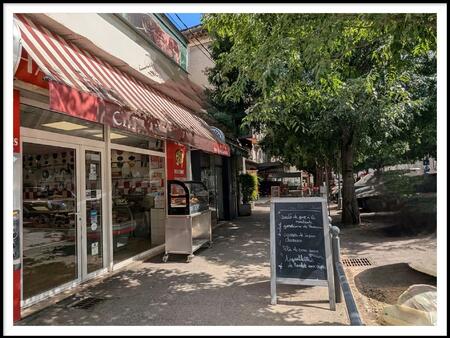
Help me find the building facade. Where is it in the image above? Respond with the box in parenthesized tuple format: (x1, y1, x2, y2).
(182, 24, 249, 220)
(12, 13, 230, 320)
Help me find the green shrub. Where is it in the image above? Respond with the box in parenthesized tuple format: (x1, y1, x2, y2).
(239, 173, 259, 204)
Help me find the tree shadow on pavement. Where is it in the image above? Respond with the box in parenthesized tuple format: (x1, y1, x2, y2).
(338, 224, 436, 258)
(19, 266, 345, 326)
(18, 206, 347, 326)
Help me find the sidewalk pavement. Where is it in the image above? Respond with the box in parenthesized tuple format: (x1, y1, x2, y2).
(332, 207, 437, 325)
(18, 203, 348, 326)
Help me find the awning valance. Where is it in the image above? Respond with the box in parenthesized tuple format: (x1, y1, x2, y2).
(15, 14, 230, 157)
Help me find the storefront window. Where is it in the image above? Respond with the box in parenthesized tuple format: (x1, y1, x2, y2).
(111, 149, 165, 263)
(110, 128, 164, 152)
(199, 153, 218, 223)
(22, 143, 78, 299)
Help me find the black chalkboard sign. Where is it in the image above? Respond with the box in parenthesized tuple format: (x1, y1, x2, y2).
(274, 201, 327, 280)
(270, 197, 335, 310)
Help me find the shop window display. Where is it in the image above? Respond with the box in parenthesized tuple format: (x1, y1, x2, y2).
(22, 143, 78, 299)
(110, 128, 164, 152)
(111, 149, 165, 263)
(200, 153, 218, 224)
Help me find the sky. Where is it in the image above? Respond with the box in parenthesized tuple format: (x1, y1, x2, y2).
(166, 13, 202, 30)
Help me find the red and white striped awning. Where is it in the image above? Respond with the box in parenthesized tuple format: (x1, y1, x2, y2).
(14, 14, 230, 156)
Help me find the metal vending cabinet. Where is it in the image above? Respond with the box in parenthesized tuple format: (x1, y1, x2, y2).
(164, 180, 212, 263)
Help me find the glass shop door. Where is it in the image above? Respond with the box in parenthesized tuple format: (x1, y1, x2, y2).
(22, 140, 81, 301)
(80, 146, 106, 278)
(22, 140, 106, 303)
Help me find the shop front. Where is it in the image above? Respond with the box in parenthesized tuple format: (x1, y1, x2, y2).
(18, 95, 168, 305)
(21, 111, 109, 302)
(13, 14, 230, 315)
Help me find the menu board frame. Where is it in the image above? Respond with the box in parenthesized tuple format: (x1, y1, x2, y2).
(270, 197, 336, 310)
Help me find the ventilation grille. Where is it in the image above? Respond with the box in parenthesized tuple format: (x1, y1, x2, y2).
(342, 257, 372, 267)
(67, 296, 105, 309)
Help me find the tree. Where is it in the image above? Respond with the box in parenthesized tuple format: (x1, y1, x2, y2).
(204, 13, 436, 225)
(354, 51, 437, 171)
(205, 34, 257, 137)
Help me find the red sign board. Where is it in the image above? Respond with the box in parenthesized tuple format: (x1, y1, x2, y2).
(213, 142, 231, 157)
(167, 141, 187, 180)
(13, 269, 21, 321)
(15, 49, 48, 89)
(48, 81, 230, 157)
(49, 81, 99, 122)
(13, 89, 20, 153)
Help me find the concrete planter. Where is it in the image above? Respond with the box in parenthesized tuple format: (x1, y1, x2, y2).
(238, 203, 252, 216)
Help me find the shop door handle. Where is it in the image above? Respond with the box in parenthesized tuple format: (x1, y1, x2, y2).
(68, 212, 82, 221)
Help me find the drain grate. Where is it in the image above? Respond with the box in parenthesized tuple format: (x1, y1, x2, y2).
(342, 257, 372, 267)
(68, 296, 105, 310)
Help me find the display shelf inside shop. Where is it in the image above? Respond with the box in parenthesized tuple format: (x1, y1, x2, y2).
(111, 176, 152, 180)
(111, 161, 152, 164)
(24, 164, 74, 168)
(23, 198, 76, 202)
(21, 209, 74, 214)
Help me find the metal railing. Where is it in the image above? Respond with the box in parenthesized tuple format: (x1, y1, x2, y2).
(329, 219, 364, 326)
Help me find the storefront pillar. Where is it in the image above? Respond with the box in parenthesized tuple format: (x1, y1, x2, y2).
(186, 148, 192, 181)
(13, 89, 22, 322)
(104, 125, 114, 272)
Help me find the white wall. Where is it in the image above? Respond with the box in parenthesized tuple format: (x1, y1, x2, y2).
(41, 14, 186, 82)
(187, 39, 214, 89)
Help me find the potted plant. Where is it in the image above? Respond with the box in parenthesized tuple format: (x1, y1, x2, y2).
(238, 173, 259, 216)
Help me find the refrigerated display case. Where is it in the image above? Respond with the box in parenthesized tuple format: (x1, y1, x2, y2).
(164, 180, 212, 263)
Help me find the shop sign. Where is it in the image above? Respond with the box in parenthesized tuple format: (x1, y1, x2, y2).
(107, 107, 162, 136)
(213, 142, 231, 157)
(15, 49, 48, 89)
(118, 13, 188, 70)
(48, 82, 231, 157)
(89, 163, 97, 180)
(90, 209, 98, 230)
(91, 242, 99, 256)
(167, 140, 187, 180)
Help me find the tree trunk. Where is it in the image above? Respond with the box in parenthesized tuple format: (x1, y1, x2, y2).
(324, 161, 330, 201)
(341, 131, 360, 225)
(316, 163, 324, 187)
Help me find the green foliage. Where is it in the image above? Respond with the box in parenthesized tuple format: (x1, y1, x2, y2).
(204, 27, 257, 137)
(203, 13, 437, 169)
(378, 171, 426, 196)
(204, 13, 436, 224)
(239, 173, 259, 204)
